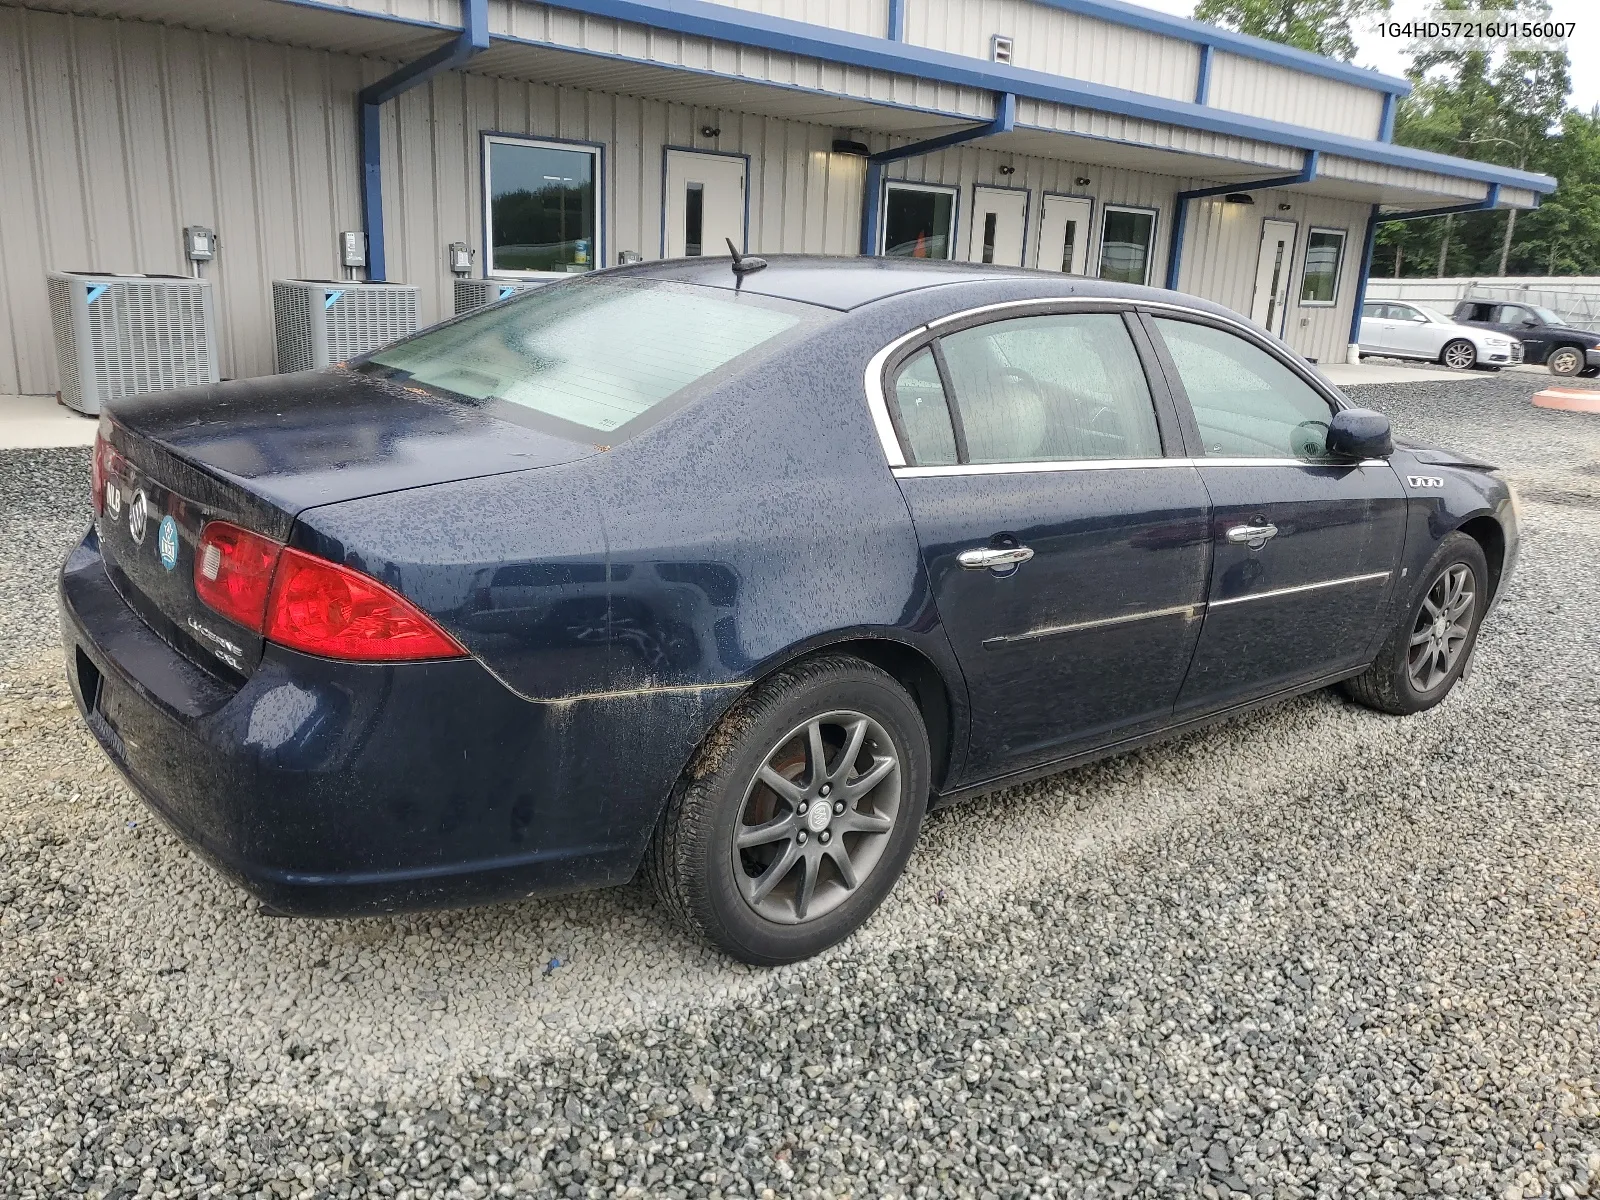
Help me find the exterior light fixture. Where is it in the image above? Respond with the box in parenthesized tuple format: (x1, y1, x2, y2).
(831, 138, 871, 157)
(700, 125, 721, 138)
(1224, 193, 1256, 205)
(998, 164, 1016, 176)
(1074, 177, 1091, 187)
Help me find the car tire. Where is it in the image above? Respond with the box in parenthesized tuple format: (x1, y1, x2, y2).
(1548, 345, 1585, 376)
(1440, 338, 1477, 370)
(1341, 532, 1489, 716)
(646, 654, 930, 965)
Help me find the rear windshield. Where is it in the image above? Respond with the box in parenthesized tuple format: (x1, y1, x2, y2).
(362, 278, 810, 434)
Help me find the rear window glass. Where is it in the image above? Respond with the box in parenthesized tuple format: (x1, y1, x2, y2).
(362, 279, 808, 434)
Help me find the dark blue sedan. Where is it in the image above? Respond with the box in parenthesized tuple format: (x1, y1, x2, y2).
(61, 257, 1519, 964)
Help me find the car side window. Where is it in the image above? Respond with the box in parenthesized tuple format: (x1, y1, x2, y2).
(934, 312, 1163, 463)
(1152, 317, 1338, 460)
(889, 348, 959, 466)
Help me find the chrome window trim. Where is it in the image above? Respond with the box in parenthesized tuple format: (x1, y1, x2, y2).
(1207, 570, 1390, 609)
(892, 456, 1388, 478)
(862, 295, 1350, 471)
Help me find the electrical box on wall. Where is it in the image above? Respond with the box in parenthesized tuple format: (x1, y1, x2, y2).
(340, 231, 367, 268)
(183, 226, 216, 263)
(448, 242, 474, 275)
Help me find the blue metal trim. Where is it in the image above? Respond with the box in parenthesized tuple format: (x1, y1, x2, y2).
(1166, 152, 1319, 290)
(1376, 184, 1501, 223)
(862, 94, 1014, 255)
(1023, 0, 1410, 95)
(1194, 43, 1212, 105)
(887, 0, 905, 41)
(1379, 92, 1396, 142)
(1347, 204, 1381, 348)
(659, 145, 753, 258)
(481, 132, 608, 277)
(359, 0, 488, 280)
(294, 0, 1552, 197)
(868, 93, 1017, 165)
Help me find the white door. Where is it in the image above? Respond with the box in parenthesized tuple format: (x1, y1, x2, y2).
(664, 150, 746, 258)
(965, 186, 1027, 266)
(1035, 195, 1092, 274)
(1249, 219, 1297, 336)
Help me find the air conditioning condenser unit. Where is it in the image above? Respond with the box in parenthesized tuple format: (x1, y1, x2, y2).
(272, 279, 419, 373)
(47, 271, 219, 414)
(453, 278, 548, 315)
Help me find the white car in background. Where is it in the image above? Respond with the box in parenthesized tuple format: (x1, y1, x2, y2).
(1359, 301, 1523, 370)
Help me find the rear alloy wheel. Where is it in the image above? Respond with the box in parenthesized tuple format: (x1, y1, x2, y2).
(1549, 345, 1584, 376)
(647, 655, 929, 964)
(1342, 532, 1489, 715)
(1440, 338, 1477, 370)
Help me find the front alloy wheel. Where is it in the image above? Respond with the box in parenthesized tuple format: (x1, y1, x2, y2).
(1406, 564, 1475, 693)
(1441, 338, 1477, 370)
(1341, 531, 1488, 716)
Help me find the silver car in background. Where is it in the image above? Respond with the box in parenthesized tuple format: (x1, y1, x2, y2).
(1359, 301, 1523, 370)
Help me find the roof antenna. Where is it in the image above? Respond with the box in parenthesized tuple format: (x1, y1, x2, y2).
(727, 238, 767, 279)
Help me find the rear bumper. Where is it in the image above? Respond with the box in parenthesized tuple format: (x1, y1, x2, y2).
(60, 527, 725, 917)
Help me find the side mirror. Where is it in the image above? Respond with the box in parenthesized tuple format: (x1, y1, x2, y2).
(1521, 318, 1540, 328)
(1326, 407, 1392, 461)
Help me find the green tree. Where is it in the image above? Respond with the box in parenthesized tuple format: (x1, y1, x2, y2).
(1190, 0, 1391, 61)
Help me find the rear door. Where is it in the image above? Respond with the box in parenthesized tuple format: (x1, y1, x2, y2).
(1143, 313, 1407, 711)
(885, 305, 1211, 782)
(1359, 302, 1399, 352)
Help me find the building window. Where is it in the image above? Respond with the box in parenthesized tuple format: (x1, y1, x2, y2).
(1097, 206, 1157, 285)
(484, 135, 602, 277)
(1299, 227, 1347, 306)
(882, 182, 957, 259)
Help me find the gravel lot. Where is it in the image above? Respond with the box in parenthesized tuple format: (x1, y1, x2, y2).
(2, 371, 1598, 1199)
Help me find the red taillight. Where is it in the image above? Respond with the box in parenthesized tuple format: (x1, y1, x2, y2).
(264, 547, 467, 662)
(92, 430, 123, 516)
(193, 521, 465, 662)
(194, 521, 283, 632)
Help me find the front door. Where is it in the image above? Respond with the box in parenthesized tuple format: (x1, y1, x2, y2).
(1249, 220, 1297, 337)
(965, 186, 1027, 266)
(885, 308, 1211, 782)
(664, 149, 746, 258)
(1145, 314, 1408, 710)
(1036, 195, 1092, 274)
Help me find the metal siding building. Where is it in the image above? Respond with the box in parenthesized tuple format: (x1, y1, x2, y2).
(0, 0, 1556, 396)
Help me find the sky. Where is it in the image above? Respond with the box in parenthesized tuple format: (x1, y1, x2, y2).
(1133, 0, 1600, 112)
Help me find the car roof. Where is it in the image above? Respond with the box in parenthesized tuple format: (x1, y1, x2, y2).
(609, 254, 1235, 315)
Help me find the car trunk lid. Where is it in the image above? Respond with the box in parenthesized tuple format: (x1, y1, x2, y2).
(98, 368, 598, 680)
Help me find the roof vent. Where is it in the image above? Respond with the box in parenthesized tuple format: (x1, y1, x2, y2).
(990, 35, 1014, 65)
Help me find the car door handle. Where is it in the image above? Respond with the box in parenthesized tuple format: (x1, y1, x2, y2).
(1226, 523, 1279, 546)
(958, 545, 1035, 570)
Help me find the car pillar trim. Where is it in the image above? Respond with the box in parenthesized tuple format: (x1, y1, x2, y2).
(980, 603, 1204, 648)
(1206, 570, 1391, 609)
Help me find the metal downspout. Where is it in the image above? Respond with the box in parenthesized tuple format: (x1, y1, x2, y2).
(860, 92, 1017, 256)
(1164, 150, 1319, 292)
(1347, 184, 1502, 356)
(359, 0, 490, 280)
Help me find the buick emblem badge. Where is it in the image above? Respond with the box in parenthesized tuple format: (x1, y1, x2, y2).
(128, 489, 149, 545)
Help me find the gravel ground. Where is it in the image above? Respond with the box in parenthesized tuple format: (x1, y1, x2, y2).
(2, 371, 1598, 1199)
